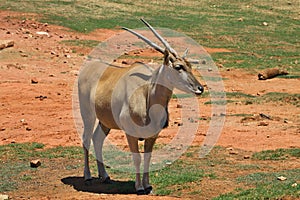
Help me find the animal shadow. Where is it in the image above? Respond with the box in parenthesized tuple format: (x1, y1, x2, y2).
(61, 176, 136, 194)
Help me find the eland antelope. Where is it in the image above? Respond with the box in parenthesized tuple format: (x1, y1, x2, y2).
(78, 19, 204, 195)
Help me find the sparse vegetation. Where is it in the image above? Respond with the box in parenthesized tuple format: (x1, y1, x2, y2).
(60, 39, 100, 48)
(1, 143, 300, 198)
(253, 148, 300, 160)
(0, 0, 299, 199)
(0, 0, 299, 72)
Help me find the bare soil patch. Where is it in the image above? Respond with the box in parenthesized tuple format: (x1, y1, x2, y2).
(0, 11, 299, 199)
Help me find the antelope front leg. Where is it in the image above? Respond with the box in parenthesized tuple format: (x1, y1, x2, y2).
(143, 136, 157, 194)
(126, 134, 145, 194)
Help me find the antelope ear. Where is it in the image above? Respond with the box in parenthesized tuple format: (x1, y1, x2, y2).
(163, 49, 170, 66)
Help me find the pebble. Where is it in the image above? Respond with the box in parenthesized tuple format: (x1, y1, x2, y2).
(0, 194, 9, 200)
(176, 104, 183, 108)
(277, 176, 287, 181)
(31, 78, 39, 84)
(165, 161, 172, 165)
(291, 183, 297, 187)
(258, 121, 269, 126)
(0, 40, 14, 50)
(30, 159, 41, 168)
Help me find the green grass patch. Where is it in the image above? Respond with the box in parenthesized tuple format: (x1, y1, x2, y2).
(252, 148, 300, 160)
(226, 92, 255, 99)
(0, 143, 83, 192)
(61, 39, 100, 48)
(256, 92, 300, 106)
(277, 74, 300, 79)
(215, 169, 300, 199)
(1, 143, 300, 198)
(204, 99, 235, 105)
(150, 160, 206, 195)
(0, 0, 299, 71)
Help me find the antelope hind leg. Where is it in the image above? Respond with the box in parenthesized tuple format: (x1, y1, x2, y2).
(92, 123, 111, 183)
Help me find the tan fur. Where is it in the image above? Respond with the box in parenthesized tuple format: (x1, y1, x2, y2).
(79, 19, 204, 194)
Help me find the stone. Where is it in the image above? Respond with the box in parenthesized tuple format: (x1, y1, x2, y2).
(176, 104, 183, 108)
(277, 176, 287, 181)
(0, 40, 14, 50)
(258, 121, 269, 126)
(0, 194, 9, 200)
(31, 78, 38, 84)
(30, 159, 41, 168)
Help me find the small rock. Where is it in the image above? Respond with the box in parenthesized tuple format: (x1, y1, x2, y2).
(165, 161, 172, 165)
(226, 147, 233, 151)
(0, 40, 14, 50)
(244, 155, 250, 159)
(70, 70, 79, 76)
(35, 95, 47, 100)
(284, 119, 292, 124)
(238, 17, 244, 22)
(262, 22, 268, 26)
(30, 159, 41, 168)
(36, 31, 49, 37)
(259, 113, 272, 120)
(26, 127, 32, 131)
(258, 121, 269, 126)
(0, 194, 9, 200)
(176, 104, 183, 108)
(0, 127, 5, 131)
(121, 60, 129, 65)
(217, 63, 224, 68)
(177, 122, 183, 126)
(277, 176, 287, 181)
(208, 68, 213, 72)
(291, 183, 297, 187)
(20, 53, 28, 57)
(229, 150, 238, 155)
(31, 78, 38, 84)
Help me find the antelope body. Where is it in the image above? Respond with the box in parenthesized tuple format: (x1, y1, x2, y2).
(78, 19, 204, 195)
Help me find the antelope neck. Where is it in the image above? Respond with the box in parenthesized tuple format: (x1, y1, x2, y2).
(147, 65, 173, 109)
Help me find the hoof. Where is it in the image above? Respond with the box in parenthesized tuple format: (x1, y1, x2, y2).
(136, 189, 146, 195)
(145, 186, 153, 194)
(84, 178, 93, 186)
(100, 176, 112, 184)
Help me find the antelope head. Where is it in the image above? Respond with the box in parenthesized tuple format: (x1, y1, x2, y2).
(123, 18, 204, 95)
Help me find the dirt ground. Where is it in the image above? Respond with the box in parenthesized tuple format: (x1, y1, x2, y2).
(0, 11, 299, 199)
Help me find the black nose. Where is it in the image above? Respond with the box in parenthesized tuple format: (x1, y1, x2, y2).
(198, 85, 204, 93)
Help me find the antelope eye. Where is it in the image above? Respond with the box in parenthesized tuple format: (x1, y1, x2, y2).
(174, 64, 184, 71)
